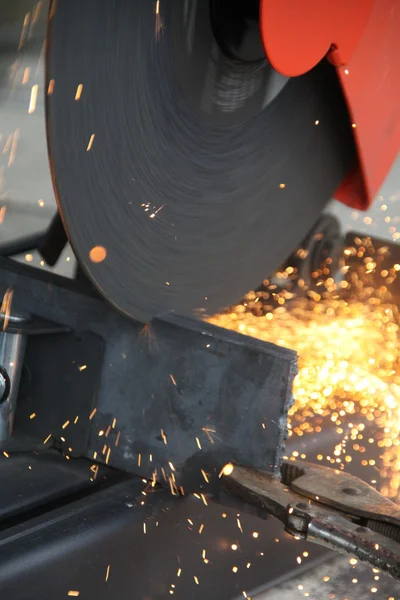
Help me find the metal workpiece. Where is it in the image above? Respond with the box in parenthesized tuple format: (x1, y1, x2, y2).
(222, 460, 400, 582)
(0, 325, 27, 443)
(306, 513, 400, 581)
(0, 258, 297, 492)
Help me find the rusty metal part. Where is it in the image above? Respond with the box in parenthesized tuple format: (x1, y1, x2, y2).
(282, 459, 400, 527)
(222, 461, 400, 581)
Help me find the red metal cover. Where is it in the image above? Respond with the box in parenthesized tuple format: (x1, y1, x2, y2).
(260, 0, 400, 209)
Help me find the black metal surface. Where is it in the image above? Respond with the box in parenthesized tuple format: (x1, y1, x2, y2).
(210, 0, 265, 62)
(46, 0, 356, 322)
(0, 476, 327, 600)
(15, 330, 104, 457)
(0, 451, 113, 521)
(0, 231, 47, 258)
(0, 211, 67, 267)
(87, 312, 297, 493)
(0, 257, 296, 492)
(38, 212, 68, 266)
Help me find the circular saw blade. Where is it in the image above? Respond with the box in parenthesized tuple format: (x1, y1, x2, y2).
(46, 0, 355, 322)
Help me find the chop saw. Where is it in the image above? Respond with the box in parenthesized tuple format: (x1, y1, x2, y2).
(0, 1, 399, 598)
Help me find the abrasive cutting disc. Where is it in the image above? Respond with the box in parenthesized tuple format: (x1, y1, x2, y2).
(46, 0, 355, 322)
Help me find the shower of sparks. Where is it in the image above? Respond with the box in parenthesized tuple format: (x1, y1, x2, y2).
(210, 232, 400, 500)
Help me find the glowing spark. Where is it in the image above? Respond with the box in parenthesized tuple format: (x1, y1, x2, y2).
(22, 67, 30, 84)
(0, 206, 6, 223)
(169, 373, 177, 385)
(106, 447, 111, 464)
(194, 576, 199, 585)
(8, 129, 20, 167)
(198, 523, 204, 534)
(177, 568, 181, 577)
(89, 245, 106, 263)
(169, 477, 176, 496)
(30, 413, 36, 420)
(89, 408, 97, 420)
(87, 134, 95, 151)
(68, 592, 80, 597)
(3, 451, 9, 458)
(279, 183, 286, 189)
(232, 566, 238, 573)
(105, 565, 111, 582)
(219, 463, 234, 478)
(28, 85, 38, 114)
(62, 420, 70, 429)
(115, 431, 121, 446)
(201, 469, 209, 483)
(18, 12, 31, 50)
(161, 429, 167, 444)
(43, 434, 52, 444)
(252, 532, 259, 538)
(38, 199, 45, 207)
(79, 365, 87, 371)
(200, 493, 208, 506)
(143, 522, 147, 534)
(195, 436, 202, 449)
(47, 79, 55, 95)
(236, 518, 243, 533)
(75, 84, 83, 100)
